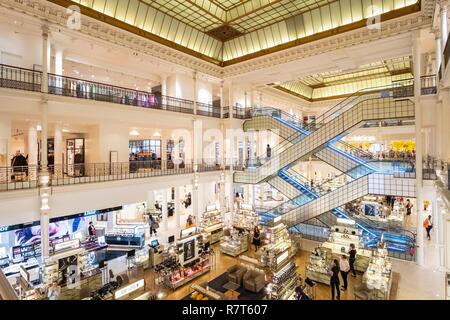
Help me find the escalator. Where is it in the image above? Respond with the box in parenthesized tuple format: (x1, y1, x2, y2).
(272, 167, 415, 254)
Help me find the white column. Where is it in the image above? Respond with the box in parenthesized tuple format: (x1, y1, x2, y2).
(193, 176, 200, 225)
(250, 90, 254, 109)
(249, 130, 256, 162)
(220, 81, 224, 119)
(0, 118, 11, 167)
(259, 91, 263, 107)
(244, 91, 248, 108)
(440, 2, 448, 50)
(27, 124, 38, 166)
(41, 25, 49, 94)
(193, 119, 202, 166)
(162, 189, 168, 231)
(193, 71, 197, 115)
(435, 29, 442, 75)
(161, 76, 167, 96)
(174, 186, 181, 237)
(413, 34, 424, 266)
(54, 124, 63, 171)
(54, 47, 63, 76)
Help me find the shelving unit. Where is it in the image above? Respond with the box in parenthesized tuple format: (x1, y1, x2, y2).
(259, 221, 300, 300)
(233, 205, 258, 231)
(200, 205, 224, 244)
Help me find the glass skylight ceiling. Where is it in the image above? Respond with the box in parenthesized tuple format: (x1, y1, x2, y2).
(66, 0, 419, 62)
(277, 56, 412, 100)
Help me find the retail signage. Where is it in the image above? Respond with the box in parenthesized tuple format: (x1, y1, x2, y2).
(54, 239, 80, 252)
(0, 206, 122, 233)
(241, 204, 252, 210)
(114, 279, 145, 299)
(273, 216, 282, 223)
(206, 204, 217, 211)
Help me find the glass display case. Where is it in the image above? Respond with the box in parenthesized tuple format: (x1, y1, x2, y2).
(305, 247, 330, 285)
(362, 245, 392, 300)
(220, 229, 249, 257)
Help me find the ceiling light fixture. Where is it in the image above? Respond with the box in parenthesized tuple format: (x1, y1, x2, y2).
(129, 130, 140, 136)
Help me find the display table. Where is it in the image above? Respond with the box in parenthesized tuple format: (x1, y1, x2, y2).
(166, 265, 211, 290)
(104, 233, 145, 248)
(220, 231, 249, 257)
(202, 223, 224, 244)
(305, 248, 330, 285)
(362, 248, 392, 300)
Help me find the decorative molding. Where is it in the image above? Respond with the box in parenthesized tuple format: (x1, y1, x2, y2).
(0, 0, 435, 81)
(222, 12, 432, 78)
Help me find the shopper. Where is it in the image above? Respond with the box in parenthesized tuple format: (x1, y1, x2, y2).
(295, 286, 310, 300)
(148, 215, 158, 236)
(266, 144, 272, 159)
(252, 225, 261, 252)
(423, 215, 433, 240)
(348, 243, 357, 277)
(47, 281, 61, 300)
(88, 221, 96, 240)
(339, 255, 350, 291)
(329, 259, 340, 300)
(405, 199, 413, 225)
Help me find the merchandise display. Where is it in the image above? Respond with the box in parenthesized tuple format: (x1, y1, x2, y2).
(305, 247, 330, 285)
(200, 205, 224, 244)
(233, 204, 258, 231)
(220, 229, 249, 257)
(104, 230, 145, 248)
(189, 283, 224, 300)
(321, 225, 372, 272)
(362, 244, 392, 300)
(154, 233, 211, 290)
(266, 261, 300, 300)
(259, 221, 299, 300)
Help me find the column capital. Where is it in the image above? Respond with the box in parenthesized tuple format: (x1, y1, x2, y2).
(433, 28, 442, 39)
(438, 0, 449, 11)
(42, 24, 50, 37)
(193, 70, 198, 80)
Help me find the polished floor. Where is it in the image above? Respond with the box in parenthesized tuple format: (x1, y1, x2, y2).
(143, 246, 370, 300)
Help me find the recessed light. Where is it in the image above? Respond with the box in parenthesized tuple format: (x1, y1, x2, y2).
(36, 125, 42, 131)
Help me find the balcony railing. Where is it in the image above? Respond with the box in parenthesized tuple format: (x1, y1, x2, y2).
(0, 64, 41, 92)
(0, 159, 227, 191)
(420, 75, 437, 95)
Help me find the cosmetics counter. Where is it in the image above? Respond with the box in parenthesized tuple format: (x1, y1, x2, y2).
(233, 204, 258, 231)
(305, 247, 330, 285)
(104, 226, 146, 248)
(188, 283, 228, 300)
(220, 229, 249, 257)
(200, 205, 224, 244)
(258, 220, 299, 300)
(154, 231, 211, 290)
(362, 245, 392, 300)
(321, 225, 372, 272)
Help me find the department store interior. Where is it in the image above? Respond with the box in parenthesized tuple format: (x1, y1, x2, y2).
(0, 0, 450, 301)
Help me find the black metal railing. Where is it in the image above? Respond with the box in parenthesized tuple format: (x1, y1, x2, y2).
(420, 75, 437, 95)
(0, 159, 228, 191)
(233, 106, 253, 119)
(196, 101, 220, 118)
(0, 64, 41, 92)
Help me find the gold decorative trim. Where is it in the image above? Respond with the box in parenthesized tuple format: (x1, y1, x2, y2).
(46, 0, 421, 67)
(222, 3, 422, 66)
